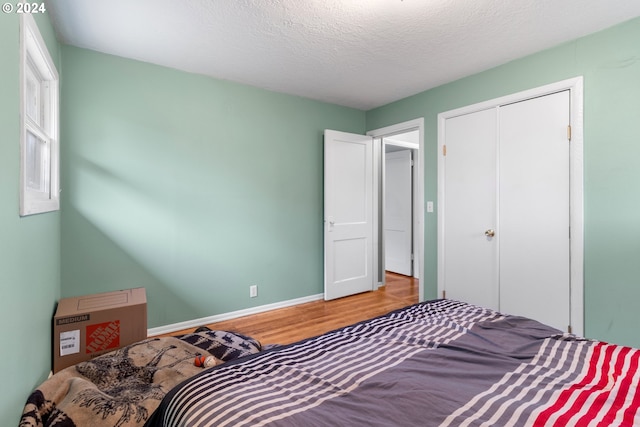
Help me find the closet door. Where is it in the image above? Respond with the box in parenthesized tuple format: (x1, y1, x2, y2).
(442, 108, 499, 310)
(498, 91, 570, 331)
(441, 91, 571, 331)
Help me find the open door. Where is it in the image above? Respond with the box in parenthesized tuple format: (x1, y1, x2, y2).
(384, 149, 413, 276)
(324, 130, 374, 300)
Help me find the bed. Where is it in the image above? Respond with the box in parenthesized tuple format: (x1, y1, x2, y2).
(21, 299, 640, 427)
(145, 299, 640, 427)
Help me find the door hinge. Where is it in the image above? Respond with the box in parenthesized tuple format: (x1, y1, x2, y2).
(567, 125, 572, 141)
(442, 145, 447, 156)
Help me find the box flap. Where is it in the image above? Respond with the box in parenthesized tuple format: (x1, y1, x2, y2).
(56, 288, 146, 316)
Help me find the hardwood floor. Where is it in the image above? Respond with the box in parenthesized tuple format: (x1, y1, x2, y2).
(166, 272, 418, 346)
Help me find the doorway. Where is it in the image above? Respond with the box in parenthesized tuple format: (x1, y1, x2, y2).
(368, 118, 424, 302)
(323, 119, 425, 302)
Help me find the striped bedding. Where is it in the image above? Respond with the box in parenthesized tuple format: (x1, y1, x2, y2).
(145, 300, 640, 427)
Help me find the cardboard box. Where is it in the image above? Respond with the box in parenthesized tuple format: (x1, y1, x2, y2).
(53, 287, 147, 373)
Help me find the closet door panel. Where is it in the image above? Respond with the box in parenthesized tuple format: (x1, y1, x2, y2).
(498, 91, 571, 331)
(443, 109, 498, 310)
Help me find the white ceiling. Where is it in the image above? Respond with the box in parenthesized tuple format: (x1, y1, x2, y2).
(45, 0, 640, 110)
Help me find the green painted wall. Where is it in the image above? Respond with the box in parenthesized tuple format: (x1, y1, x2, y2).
(60, 46, 366, 328)
(367, 17, 640, 348)
(0, 9, 61, 426)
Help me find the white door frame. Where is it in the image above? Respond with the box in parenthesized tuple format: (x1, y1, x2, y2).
(368, 118, 425, 303)
(437, 77, 584, 336)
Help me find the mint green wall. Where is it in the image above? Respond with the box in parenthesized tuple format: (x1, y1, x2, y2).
(367, 17, 640, 348)
(0, 10, 61, 426)
(60, 46, 366, 328)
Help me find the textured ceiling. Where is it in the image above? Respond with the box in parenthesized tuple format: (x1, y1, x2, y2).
(45, 0, 640, 110)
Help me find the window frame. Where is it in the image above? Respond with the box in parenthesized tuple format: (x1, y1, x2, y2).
(19, 12, 60, 216)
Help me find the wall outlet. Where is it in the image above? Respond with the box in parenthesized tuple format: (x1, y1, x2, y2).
(249, 285, 258, 298)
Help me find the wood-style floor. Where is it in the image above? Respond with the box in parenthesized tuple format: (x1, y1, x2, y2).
(166, 272, 418, 346)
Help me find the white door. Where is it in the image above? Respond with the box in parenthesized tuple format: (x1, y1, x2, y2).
(384, 149, 413, 276)
(324, 130, 374, 300)
(499, 91, 570, 330)
(443, 108, 499, 310)
(441, 91, 571, 331)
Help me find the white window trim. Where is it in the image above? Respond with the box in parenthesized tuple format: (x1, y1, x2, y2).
(20, 12, 60, 216)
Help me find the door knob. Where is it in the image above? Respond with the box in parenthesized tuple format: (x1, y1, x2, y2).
(484, 229, 495, 237)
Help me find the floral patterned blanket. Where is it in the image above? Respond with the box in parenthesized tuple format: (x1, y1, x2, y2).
(19, 330, 262, 427)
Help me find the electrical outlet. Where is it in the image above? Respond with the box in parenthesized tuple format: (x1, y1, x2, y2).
(249, 285, 258, 298)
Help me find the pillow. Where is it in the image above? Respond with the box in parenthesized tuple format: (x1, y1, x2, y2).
(178, 329, 261, 362)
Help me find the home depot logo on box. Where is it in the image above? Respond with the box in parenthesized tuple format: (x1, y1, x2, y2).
(86, 320, 120, 353)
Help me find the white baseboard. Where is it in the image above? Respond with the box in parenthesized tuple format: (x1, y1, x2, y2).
(147, 293, 324, 337)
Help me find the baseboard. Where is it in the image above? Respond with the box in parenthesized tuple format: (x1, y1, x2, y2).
(147, 293, 324, 337)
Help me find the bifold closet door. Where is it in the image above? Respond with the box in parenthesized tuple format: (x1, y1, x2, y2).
(442, 91, 571, 331)
(443, 108, 499, 311)
(498, 91, 570, 331)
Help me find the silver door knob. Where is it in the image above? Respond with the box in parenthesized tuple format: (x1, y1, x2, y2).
(484, 229, 495, 237)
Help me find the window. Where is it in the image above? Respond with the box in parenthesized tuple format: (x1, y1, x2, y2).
(20, 13, 59, 216)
